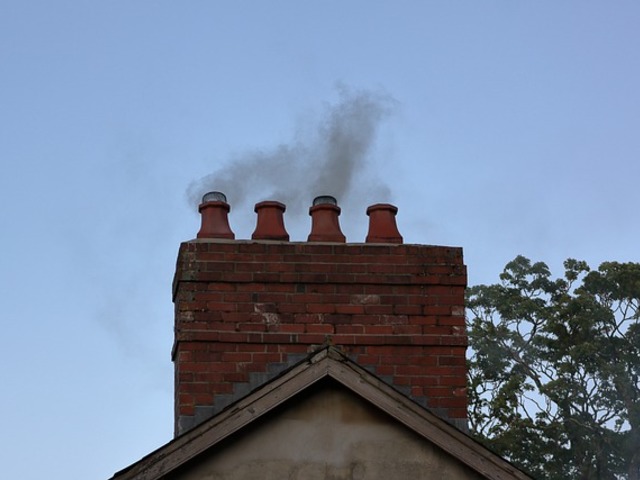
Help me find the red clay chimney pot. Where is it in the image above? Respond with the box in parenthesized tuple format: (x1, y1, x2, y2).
(308, 196, 346, 243)
(365, 203, 403, 244)
(197, 191, 235, 239)
(252, 201, 289, 241)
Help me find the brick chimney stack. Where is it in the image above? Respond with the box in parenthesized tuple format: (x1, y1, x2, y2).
(172, 194, 468, 435)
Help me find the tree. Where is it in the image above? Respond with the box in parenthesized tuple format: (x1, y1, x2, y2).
(467, 256, 640, 480)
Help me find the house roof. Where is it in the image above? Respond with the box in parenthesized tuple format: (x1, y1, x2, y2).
(109, 346, 531, 480)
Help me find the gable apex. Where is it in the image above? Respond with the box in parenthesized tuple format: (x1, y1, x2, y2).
(110, 346, 530, 480)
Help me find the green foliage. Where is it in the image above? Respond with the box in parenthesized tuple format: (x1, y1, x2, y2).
(467, 256, 640, 480)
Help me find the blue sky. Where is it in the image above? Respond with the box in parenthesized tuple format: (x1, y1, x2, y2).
(1, 2, 639, 478)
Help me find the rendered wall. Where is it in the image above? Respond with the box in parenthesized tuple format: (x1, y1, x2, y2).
(168, 381, 483, 480)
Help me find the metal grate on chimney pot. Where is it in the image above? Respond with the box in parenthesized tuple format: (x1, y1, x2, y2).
(202, 191, 227, 203)
(312, 195, 338, 206)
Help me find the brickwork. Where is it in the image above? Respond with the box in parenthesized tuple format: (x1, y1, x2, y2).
(172, 240, 468, 435)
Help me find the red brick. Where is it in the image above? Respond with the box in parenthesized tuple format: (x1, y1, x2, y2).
(207, 322, 238, 332)
(254, 293, 288, 303)
(409, 315, 438, 325)
(393, 375, 412, 386)
(298, 273, 329, 283)
(330, 334, 357, 344)
(395, 365, 434, 376)
(308, 284, 337, 294)
(336, 305, 365, 314)
(393, 305, 422, 315)
(221, 352, 252, 362)
(180, 405, 195, 416)
(374, 364, 394, 375)
(294, 313, 325, 323)
(278, 344, 309, 354)
(277, 304, 306, 314)
(380, 355, 410, 365)
(278, 324, 305, 333)
(337, 284, 364, 294)
(409, 376, 441, 387)
(438, 316, 466, 326)
(297, 334, 328, 344)
(363, 304, 396, 315)
(439, 356, 467, 366)
(380, 315, 408, 325)
(423, 386, 454, 397)
(237, 323, 266, 332)
(335, 325, 364, 334)
(306, 324, 334, 334)
(410, 355, 438, 366)
(217, 332, 251, 343)
(215, 362, 244, 373)
(307, 304, 336, 314)
(423, 306, 452, 316)
(265, 262, 296, 273)
(446, 408, 468, 418)
(237, 344, 266, 353)
(355, 354, 379, 365)
(220, 312, 250, 323)
(251, 352, 282, 363)
(439, 375, 468, 386)
(261, 333, 294, 343)
(362, 325, 393, 334)
(350, 314, 383, 325)
(392, 325, 422, 335)
(236, 283, 264, 292)
(429, 397, 468, 408)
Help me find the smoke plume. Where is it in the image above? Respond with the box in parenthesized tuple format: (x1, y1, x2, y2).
(188, 86, 397, 232)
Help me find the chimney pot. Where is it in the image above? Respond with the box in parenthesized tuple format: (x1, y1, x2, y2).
(308, 195, 346, 243)
(252, 201, 289, 241)
(365, 203, 403, 244)
(197, 191, 235, 239)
